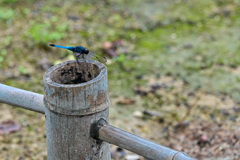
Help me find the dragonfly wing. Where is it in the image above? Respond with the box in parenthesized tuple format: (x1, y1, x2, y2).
(84, 52, 95, 59)
(95, 56, 107, 63)
(85, 52, 107, 63)
(73, 51, 106, 63)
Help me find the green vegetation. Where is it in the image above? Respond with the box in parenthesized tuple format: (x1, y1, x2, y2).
(0, 0, 239, 117)
(0, 0, 240, 159)
(26, 22, 68, 46)
(18, 65, 29, 75)
(0, 7, 15, 22)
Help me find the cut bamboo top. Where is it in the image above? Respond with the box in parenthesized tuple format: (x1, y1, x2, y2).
(43, 60, 109, 116)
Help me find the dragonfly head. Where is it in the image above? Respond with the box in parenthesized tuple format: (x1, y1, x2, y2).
(83, 48, 89, 54)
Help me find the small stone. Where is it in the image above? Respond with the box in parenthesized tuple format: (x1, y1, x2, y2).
(126, 154, 141, 160)
(133, 111, 143, 118)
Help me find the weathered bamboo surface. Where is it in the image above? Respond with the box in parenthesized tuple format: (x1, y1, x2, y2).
(93, 120, 196, 160)
(44, 60, 110, 160)
(0, 83, 45, 114)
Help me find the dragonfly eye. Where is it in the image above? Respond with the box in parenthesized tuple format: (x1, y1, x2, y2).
(84, 49, 89, 54)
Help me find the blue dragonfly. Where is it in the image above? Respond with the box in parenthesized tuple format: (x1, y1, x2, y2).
(49, 44, 106, 64)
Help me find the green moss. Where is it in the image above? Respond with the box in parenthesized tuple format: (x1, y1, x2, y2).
(0, 7, 15, 22)
(25, 21, 68, 47)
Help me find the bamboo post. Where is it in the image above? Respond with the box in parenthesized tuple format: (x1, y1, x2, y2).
(43, 60, 110, 160)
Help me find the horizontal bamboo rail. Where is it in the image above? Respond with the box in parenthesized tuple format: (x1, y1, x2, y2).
(0, 83, 44, 114)
(91, 119, 194, 160)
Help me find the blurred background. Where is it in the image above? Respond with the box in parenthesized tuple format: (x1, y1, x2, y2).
(0, 0, 240, 159)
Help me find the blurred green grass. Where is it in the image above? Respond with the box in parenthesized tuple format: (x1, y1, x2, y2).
(0, 0, 240, 104)
(0, 0, 240, 99)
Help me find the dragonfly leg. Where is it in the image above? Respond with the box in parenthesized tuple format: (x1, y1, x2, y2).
(73, 52, 80, 65)
(81, 54, 85, 59)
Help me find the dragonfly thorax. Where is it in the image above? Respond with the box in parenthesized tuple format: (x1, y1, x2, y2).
(75, 46, 89, 54)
